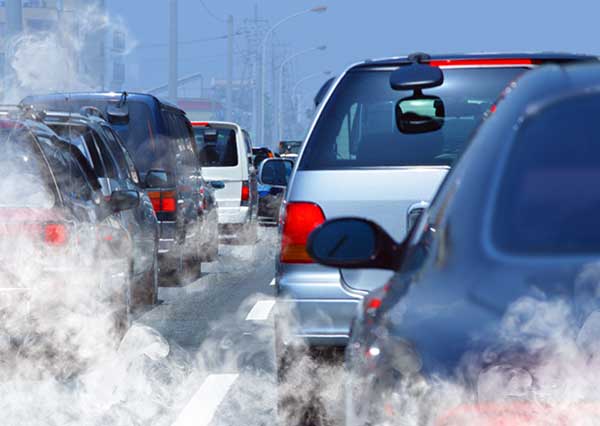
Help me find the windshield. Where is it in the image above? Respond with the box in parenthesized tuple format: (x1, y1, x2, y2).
(0, 128, 56, 208)
(494, 93, 600, 254)
(299, 67, 526, 170)
(194, 126, 238, 167)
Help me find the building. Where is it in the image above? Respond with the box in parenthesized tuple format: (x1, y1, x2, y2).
(0, 0, 126, 90)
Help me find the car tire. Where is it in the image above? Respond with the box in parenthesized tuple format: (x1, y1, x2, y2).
(112, 273, 132, 344)
(240, 222, 258, 245)
(134, 249, 159, 305)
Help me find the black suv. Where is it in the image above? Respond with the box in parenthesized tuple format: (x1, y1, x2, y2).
(0, 113, 139, 364)
(22, 93, 206, 279)
(39, 110, 160, 305)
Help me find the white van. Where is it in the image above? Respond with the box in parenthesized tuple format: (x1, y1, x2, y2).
(192, 121, 258, 241)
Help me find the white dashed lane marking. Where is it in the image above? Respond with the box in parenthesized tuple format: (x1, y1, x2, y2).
(172, 373, 239, 426)
(269, 278, 276, 286)
(245, 300, 275, 321)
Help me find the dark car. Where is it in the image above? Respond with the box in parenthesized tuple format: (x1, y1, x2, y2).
(39, 110, 160, 305)
(21, 93, 207, 279)
(0, 114, 139, 376)
(306, 62, 600, 425)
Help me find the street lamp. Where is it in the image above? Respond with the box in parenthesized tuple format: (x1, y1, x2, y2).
(277, 45, 326, 140)
(293, 70, 332, 121)
(258, 6, 327, 146)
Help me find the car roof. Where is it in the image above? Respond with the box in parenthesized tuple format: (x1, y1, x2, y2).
(22, 92, 184, 113)
(351, 52, 599, 69)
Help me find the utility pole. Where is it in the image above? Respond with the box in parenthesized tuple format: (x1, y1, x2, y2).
(168, 0, 179, 103)
(226, 14, 233, 121)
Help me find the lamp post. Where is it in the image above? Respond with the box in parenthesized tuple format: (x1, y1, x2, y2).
(293, 70, 331, 121)
(258, 6, 327, 146)
(277, 45, 326, 141)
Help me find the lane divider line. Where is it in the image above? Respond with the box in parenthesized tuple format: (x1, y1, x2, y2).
(269, 278, 276, 287)
(245, 300, 276, 321)
(172, 373, 239, 426)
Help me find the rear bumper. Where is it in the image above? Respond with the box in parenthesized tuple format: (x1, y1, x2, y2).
(218, 206, 250, 224)
(276, 263, 364, 347)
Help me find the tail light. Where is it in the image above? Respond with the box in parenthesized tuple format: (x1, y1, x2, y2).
(241, 181, 250, 206)
(280, 202, 325, 263)
(44, 223, 69, 246)
(148, 190, 177, 213)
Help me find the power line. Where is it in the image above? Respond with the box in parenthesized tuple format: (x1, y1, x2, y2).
(137, 31, 248, 49)
(199, 0, 226, 23)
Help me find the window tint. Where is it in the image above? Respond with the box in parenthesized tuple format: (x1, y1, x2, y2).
(165, 111, 197, 175)
(194, 126, 239, 167)
(91, 129, 119, 179)
(37, 137, 95, 202)
(23, 97, 165, 174)
(493, 94, 600, 254)
(0, 129, 56, 208)
(104, 126, 140, 184)
(113, 101, 165, 174)
(299, 67, 526, 170)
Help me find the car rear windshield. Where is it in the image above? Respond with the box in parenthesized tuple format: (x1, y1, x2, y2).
(0, 128, 56, 208)
(194, 126, 238, 167)
(24, 97, 168, 175)
(299, 67, 526, 170)
(493, 93, 600, 254)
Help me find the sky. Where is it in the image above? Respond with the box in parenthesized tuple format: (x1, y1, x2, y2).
(107, 0, 600, 92)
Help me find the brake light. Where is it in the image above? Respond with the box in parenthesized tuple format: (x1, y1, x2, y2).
(241, 181, 250, 206)
(280, 202, 325, 263)
(429, 58, 539, 68)
(44, 223, 68, 246)
(148, 190, 177, 213)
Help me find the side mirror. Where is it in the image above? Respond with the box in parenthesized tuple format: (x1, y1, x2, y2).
(110, 190, 140, 212)
(258, 158, 294, 187)
(396, 95, 445, 134)
(107, 103, 129, 125)
(209, 180, 225, 190)
(145, 169, 172, 188)
(306, 218, 402, 270)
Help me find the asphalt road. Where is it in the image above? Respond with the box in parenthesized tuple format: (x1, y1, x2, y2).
(136, 226, 282, 426)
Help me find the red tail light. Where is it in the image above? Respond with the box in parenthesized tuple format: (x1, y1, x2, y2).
(148, 190, 177, 213)
(44, 223, 68, 246)
(280, 202, 325, 263)
(241, 181, 250, 206)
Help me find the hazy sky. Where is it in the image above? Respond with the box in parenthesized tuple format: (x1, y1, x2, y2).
(108, 0, 600, 98)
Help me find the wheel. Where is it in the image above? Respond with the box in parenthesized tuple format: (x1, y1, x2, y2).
(133, 249, 159, 305)
(112, 272, 132, 344)
(240, 222, 258, 245)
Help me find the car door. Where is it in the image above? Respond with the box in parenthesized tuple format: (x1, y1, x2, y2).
(102, 125, 157, 274)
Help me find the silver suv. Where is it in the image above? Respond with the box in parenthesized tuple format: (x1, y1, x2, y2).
(261, 53, 597, 361)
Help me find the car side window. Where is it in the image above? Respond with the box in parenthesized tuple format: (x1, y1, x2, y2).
(90, 129, 119, 180)
(334, 103, 360, 160)
(108, 127, 141, 185)
(37, 137, 95, 202)
(102, 125, 136, 182)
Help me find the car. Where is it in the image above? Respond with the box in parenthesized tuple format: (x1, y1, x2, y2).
(252, 147, 275, 169)
(252, 147, 287, 225)
(39, 109, 160, 306)
(305, 61, 600, 425)
(21, 92, 207, 280)
(0, 114, 138, 373)
(258, 52, 600, 416)
(192, 121, 258, 242)
(257, 158, 293, 225)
